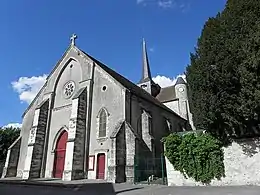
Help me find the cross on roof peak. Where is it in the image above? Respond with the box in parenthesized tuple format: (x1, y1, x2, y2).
(70, 34, 77, 46)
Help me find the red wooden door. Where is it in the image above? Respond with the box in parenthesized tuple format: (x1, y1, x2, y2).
(53, 131, 68, 178)
(96, 153, 105, 179)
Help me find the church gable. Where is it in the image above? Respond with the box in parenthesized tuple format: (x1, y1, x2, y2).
(22, 44, 94, 118)
(41, 47, 93, 109)
(52, 58, 82, 109)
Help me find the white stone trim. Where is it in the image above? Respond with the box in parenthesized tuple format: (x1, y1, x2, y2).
(96, 107, 110, 118)
(22, 145, 33, 179)
(63, 141, 75, 181)
(8, 136, 22, 150)
(47, 128, 69, 179)
(62, 97, 79, 181)
(4, 150, 10, 168)
(45, 152, 55, 178)
(51, 126, 69, 152)
(96, 107, 110, 139)
(22, 108, 41, 179)
(53, 104, 72, 112)
(32, 109, 40, 127)
(70, 99, 79, 119)
(1, 149, 10, 178)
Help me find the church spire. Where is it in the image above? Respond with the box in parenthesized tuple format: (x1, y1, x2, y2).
(141, 38, 152, 82)
(137, 39, 161, 97)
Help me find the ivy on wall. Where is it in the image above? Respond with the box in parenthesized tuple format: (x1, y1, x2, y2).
(163, 132, 225, 184)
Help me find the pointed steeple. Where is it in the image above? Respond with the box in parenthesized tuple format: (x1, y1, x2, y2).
(175, 77, 186, 85)
(137, 39, 161, 97)
(141, 38, 152, 81)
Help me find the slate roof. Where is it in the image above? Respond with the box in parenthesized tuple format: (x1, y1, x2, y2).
(22, 45, 186, 122)
(175, 77, 186, 85)
(156, 86, 178, 103)
(81, 51, 185, 120)
(138, 39, 153, 84)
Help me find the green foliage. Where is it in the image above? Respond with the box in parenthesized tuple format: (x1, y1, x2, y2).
(186, 0, 260, 140)
(0, 127, 20, 161)
(163, 132, 225, 184)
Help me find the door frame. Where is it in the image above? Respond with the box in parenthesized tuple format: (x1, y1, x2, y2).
(52, 130, 68, 178)
(93, 149, 108, 180)
(96, 153, 106, 179)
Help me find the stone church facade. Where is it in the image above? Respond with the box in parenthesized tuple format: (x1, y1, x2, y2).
(2, 35, 194, 183)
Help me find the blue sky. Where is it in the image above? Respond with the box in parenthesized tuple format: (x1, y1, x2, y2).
(0, 0, 226, 127)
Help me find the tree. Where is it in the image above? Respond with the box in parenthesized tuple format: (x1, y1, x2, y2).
(186, 0, 260, 140)
(0, 127, 20, 161)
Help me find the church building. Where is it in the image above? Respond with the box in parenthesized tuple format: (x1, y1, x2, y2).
(2, 35, 194, 183)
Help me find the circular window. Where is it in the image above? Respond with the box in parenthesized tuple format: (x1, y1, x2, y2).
(63, 81, 76, 98)
(102, 86, 107, 91)
(178, 87, 184, 92)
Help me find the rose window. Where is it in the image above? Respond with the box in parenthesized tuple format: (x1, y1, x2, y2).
(63, 81, 75, 98)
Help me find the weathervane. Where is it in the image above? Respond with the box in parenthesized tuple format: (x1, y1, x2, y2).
(70, 33, 77, 46)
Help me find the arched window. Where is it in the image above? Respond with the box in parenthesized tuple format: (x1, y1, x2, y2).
(98, 109, 107, 137)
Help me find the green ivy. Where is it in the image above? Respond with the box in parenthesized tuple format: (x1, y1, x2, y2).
(163, 132, 225, 184)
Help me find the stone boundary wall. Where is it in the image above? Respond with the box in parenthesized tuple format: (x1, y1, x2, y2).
(0, 161, 4, 177)
(165, 137, 260, 186)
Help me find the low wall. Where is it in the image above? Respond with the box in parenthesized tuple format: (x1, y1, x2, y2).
(166, 138, 260, 186)
(0, 161, 4, 177)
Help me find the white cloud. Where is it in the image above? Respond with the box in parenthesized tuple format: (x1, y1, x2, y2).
(3, 123, 22, 129)
(137, 0, 145, 4)
(179, 2, 191, 13)
(152, 74, 186, 88)
(149, 47, 155, 52)
(158, 0, 174, 8)
(12, 74, 47, 104)
(137, 0, 190, 11)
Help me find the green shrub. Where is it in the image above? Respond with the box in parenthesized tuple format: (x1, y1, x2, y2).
(163, 132, 225, 184)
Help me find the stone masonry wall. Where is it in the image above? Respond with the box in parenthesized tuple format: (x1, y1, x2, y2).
(2, 137, 21, 178)
(71, 88, 87, 180)
(125, 123, 136, 183)
(29, 100, 49, 178)
(141, 110, 152, 151)
(107, 138, 116, 183)
(115, 124, 126, 183)
(166, 137, 260, 186)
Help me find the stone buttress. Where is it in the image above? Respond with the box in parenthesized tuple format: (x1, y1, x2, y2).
(22, 100, 49, 179)
(63, 87, 88, 181)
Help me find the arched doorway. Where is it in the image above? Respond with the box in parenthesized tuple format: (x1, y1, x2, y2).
(53, 130, 68, 178)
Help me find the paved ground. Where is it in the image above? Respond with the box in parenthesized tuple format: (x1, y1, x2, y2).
(116, 185, 260, 195)
(0, 182, 260, 195)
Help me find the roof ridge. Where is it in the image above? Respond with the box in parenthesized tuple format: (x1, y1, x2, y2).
(22, 44, 186, 122)
(162, 85, 175, 89)
(79, 49, 185, 120)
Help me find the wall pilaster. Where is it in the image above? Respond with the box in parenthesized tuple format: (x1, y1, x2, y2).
(63, 88, 87, 181)
(22, 100, 49, 179)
